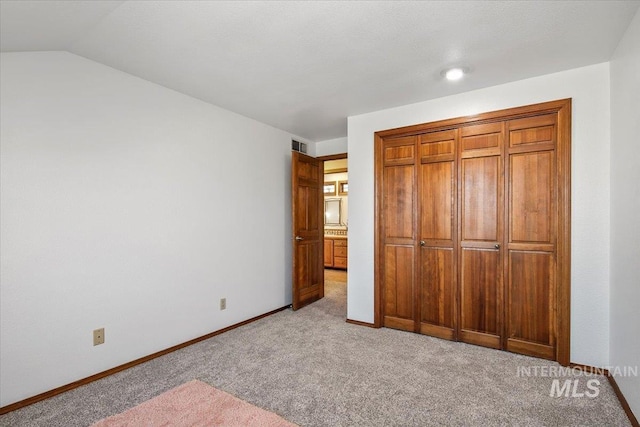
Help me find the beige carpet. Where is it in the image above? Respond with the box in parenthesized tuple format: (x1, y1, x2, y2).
(1, 279, 631, 426)
(91, 380, 297, 427)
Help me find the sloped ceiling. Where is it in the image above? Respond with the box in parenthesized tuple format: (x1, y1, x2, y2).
(2, 0, 638, 141)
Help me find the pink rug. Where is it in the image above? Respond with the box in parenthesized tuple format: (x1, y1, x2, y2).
(91, 380, 298, 426)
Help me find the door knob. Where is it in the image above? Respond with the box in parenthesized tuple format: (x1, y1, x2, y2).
(495, 244, 501, 249)
(295, 236, 304, 241)
(420, 240, 426, 247)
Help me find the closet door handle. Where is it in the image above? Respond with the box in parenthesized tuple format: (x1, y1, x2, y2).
(295, 236, 304, 241)
(494, 244, 500, 249)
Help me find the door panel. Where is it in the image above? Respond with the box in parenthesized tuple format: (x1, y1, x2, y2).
(510, 152, 553, 243)
(459, 122, 504, 350)
(460, 248, 501, 348)
(509, 114, 556, 148)
(420, 130, 456, 162)
(462, 132, 500, 151)
(383, 245, 415, 331)
(380, 136, 417, 332)
(295, 242, 321, 302)
(419, 247, 455, 339)
(461, 156, 500, 242)
(507, 251, 555, 360)
(291, 152, 324, 310)
(384, 165, 415, 240)
(505, 113, 558, 360)
(418, 128, 457, 341)
(460, 122, 503, 157)
(295, 185, 320, 233)
(507, 251, 554, 344)
(421, 162, 454, 241)
(384, 145, 415, 164)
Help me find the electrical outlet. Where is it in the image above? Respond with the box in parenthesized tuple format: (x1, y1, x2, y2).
(220, 298, 226, 310)
(93, 328, 105, 346)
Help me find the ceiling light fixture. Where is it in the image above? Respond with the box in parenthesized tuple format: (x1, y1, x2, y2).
(443, 67, 466, 81)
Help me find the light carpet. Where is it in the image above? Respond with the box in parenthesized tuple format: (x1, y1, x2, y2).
(90, 379, 296, 427)
(0, 277, 631, 426)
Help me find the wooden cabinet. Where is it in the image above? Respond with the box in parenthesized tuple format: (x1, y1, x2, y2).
(324, 237, 348, 269)
(333, 239, 348, 269)
(323, 239, 334, 267)
(375, 99, 571, 365)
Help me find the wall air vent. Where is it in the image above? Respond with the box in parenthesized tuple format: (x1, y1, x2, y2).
(292, 139, 308, 154)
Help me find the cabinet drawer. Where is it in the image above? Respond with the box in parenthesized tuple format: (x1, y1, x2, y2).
(334, 247, 348, 257)
(333, 239, 347, 247)
(333, 257, 348, 269)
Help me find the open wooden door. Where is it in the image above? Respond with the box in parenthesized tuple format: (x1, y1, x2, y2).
(291, 152, 324, 310)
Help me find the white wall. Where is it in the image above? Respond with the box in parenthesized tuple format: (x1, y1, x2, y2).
(347, 63, 611, 367)
(0, 51, 301, 407)
(315, 137, 347, 157)
(610, 9, 640, 418)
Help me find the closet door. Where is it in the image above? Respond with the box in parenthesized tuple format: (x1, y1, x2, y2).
(375, 99, 570, 365)
(458, 122, 505, 349)
(381, 136, 418, 332)
(418, 130, 457, 340)
(506, 114, 557, 360)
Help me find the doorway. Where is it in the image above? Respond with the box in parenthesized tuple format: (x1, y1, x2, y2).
(290, 152, 348, 312)
(320, 153, 348, 315)
(322, 155, 348, 268)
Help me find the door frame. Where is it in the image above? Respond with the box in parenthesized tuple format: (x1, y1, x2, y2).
(318, 153, 348, 162)
(317, 152, 348, 270)
(373, 99, 571, 365)
(291, 152, 348, 310)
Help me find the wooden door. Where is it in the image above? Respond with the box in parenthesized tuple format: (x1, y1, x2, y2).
(380, 136, 418, 332)
(505, 114, 558, 360)
(458, 122, 505, 350)
(374, 99, 571, 365)
(292, 152, 324, 310)
(418, 130, 457, 340)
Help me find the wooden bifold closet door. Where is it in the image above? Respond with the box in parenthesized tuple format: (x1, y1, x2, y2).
(375, 99, 571, 365)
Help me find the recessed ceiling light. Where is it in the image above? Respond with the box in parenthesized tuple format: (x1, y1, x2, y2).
(444, 67, 465, 81)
